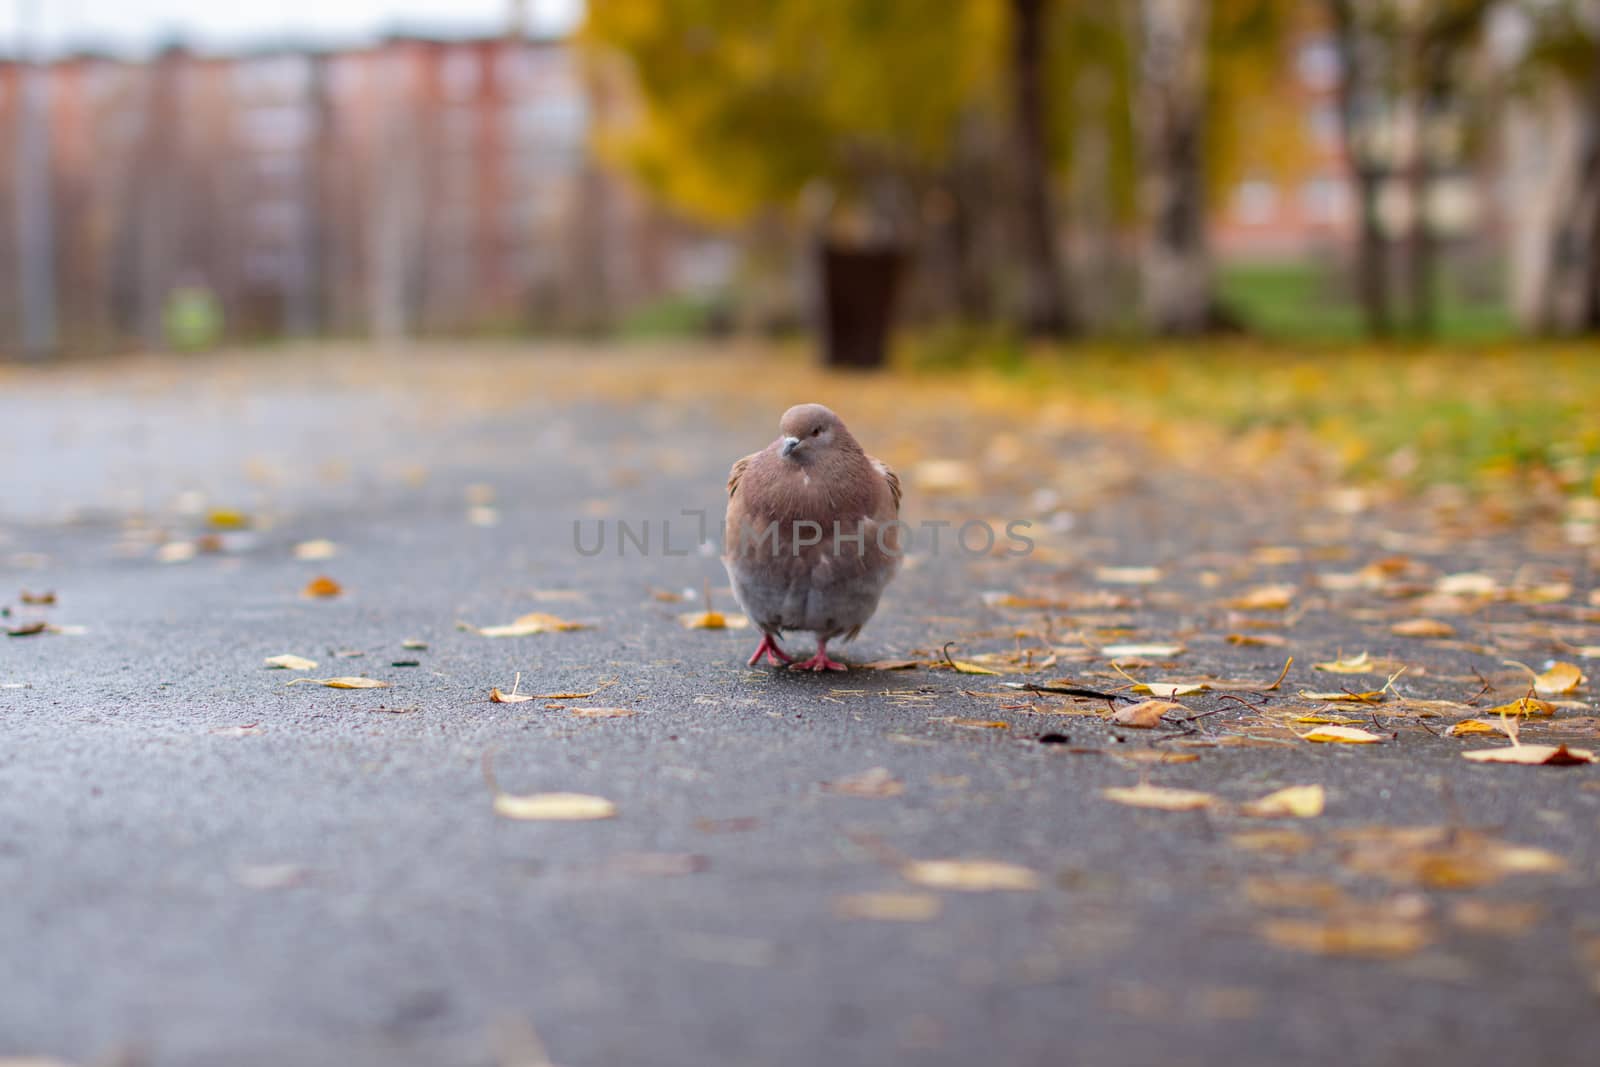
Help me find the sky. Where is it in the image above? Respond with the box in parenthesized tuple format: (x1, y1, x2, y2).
(0, 0, 584, 55)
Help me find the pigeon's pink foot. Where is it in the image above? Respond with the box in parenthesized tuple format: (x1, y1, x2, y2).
(747, 633, 794, 667)
(789, 643, 848, 672)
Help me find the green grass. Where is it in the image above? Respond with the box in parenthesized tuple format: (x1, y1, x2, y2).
(901, 332, 1600, 495)
(1219, 261, 1514, 344)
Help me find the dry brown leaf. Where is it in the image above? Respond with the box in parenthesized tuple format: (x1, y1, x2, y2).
(949, 718, 1010, 729)
(1241, 784, 1325, 818)
(1094, 565, 1162, 585)
(1463, 744, 1596, 766)
(263, 654, 318, 671)
(1259, 917, 1429, 959)
(1299, 725, 1385, 744)
(476, 612, 587, 637)
(1111, 699, 1186, 729)
(1113, 749, 1201, 764)
(6, 621, 47, 637)
(834, 892, 942, 921)
(1134, 681, 1209, 698)
(902, 858, 1040, 891)
(1242, 876, 1346, 909)
(1227, 633, 1287, 647)
(1313, 652, 1376, 674)
(493, 792, 616, 821)
(1292, 713, 1363, 725)
(1449, 899, 1543, 935)
(18, 590, 55, 606)
(285, 676, 390, 690)
(821, 767, 904, 797)
(1231, 584, 1296, 611)
(1391, 618, 1455, 638)
(1102, 783, 1216, 811)
(858, 659, 920, 671)
(1297, 689, 1387, 704)
(302, 575, 342, 598)
(1338, 827, 1567, 887)
(678, 610, 750, 630)
(490, 688, 536, 704)
(1229, 829, 1314, 853)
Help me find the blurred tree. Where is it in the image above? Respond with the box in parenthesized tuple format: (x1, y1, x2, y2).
(1510, 0, 1600, 334)
(1328, 0, 1393, 337)
(581, 2, 1002, 363)
(1012, 0, 1075, 336)
(1134, 0, 1292, 335)
(1326, 0, 1492, 339)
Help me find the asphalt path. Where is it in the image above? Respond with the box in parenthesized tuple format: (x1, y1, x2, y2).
(2, 346, 1597, 1066)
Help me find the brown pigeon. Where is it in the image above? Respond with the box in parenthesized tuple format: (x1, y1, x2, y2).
(723, 403, 902, 671)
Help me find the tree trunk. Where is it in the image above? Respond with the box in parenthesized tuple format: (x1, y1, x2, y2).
(1536, 63, 1600, 334)
(1137, 0, 1214, 335)
(1403, 97, 1435, 336)
(1010, 0, 1073, 337)
(1329, 0, 1391, 338)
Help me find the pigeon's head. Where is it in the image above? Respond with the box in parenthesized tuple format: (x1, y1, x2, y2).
(778, 403, 847, 462)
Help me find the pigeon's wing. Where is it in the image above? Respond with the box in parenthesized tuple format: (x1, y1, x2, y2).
(871, 457, 901, 515)
(727, 453, 758, 499)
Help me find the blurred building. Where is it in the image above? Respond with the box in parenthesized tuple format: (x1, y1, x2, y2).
(1213, 19, 1485, 261)
(0, 33, 728, 355)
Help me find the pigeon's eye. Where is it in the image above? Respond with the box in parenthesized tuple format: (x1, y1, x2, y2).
(812, 427, 823, 437)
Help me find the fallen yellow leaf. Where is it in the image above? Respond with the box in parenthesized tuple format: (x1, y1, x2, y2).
(490, 688, 536, 704)
(302, 575, 342, 598)
(476, 612, 587, 637)
(1102, 783, 1216, 811)
(493, 792, 617, 820)
(1391, 618, 1455, 638)
(569, 706, 635, 718)
(1447, 719, 1509, 736)
(1483, 697, 1556, 718)
(1259, 917, 1428, 959)
(1436, 572, 1499, 597)
(1094, 565, 1162, 585)
(901, 859, 1040, 891)
(942, 659, 1001, 676)
(1533, 662, 1585, 696)
(1102, 643, 1186, 659)
(834, 892, 942, 921)
(1463, 744, 1596, 766)
(821, 767, 904, 797)
(285, 676, 390, 689)
(1299, 725, 1385, 744)
(1241, 784, 1325, 818)
(263, 654, 318, 671)
(293, 538, 338, 561)
(678, 610, 750, 630)
(1313, 652, 1375, 674)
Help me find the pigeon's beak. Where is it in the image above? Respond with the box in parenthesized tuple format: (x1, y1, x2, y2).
(781, 436, 801, 458)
